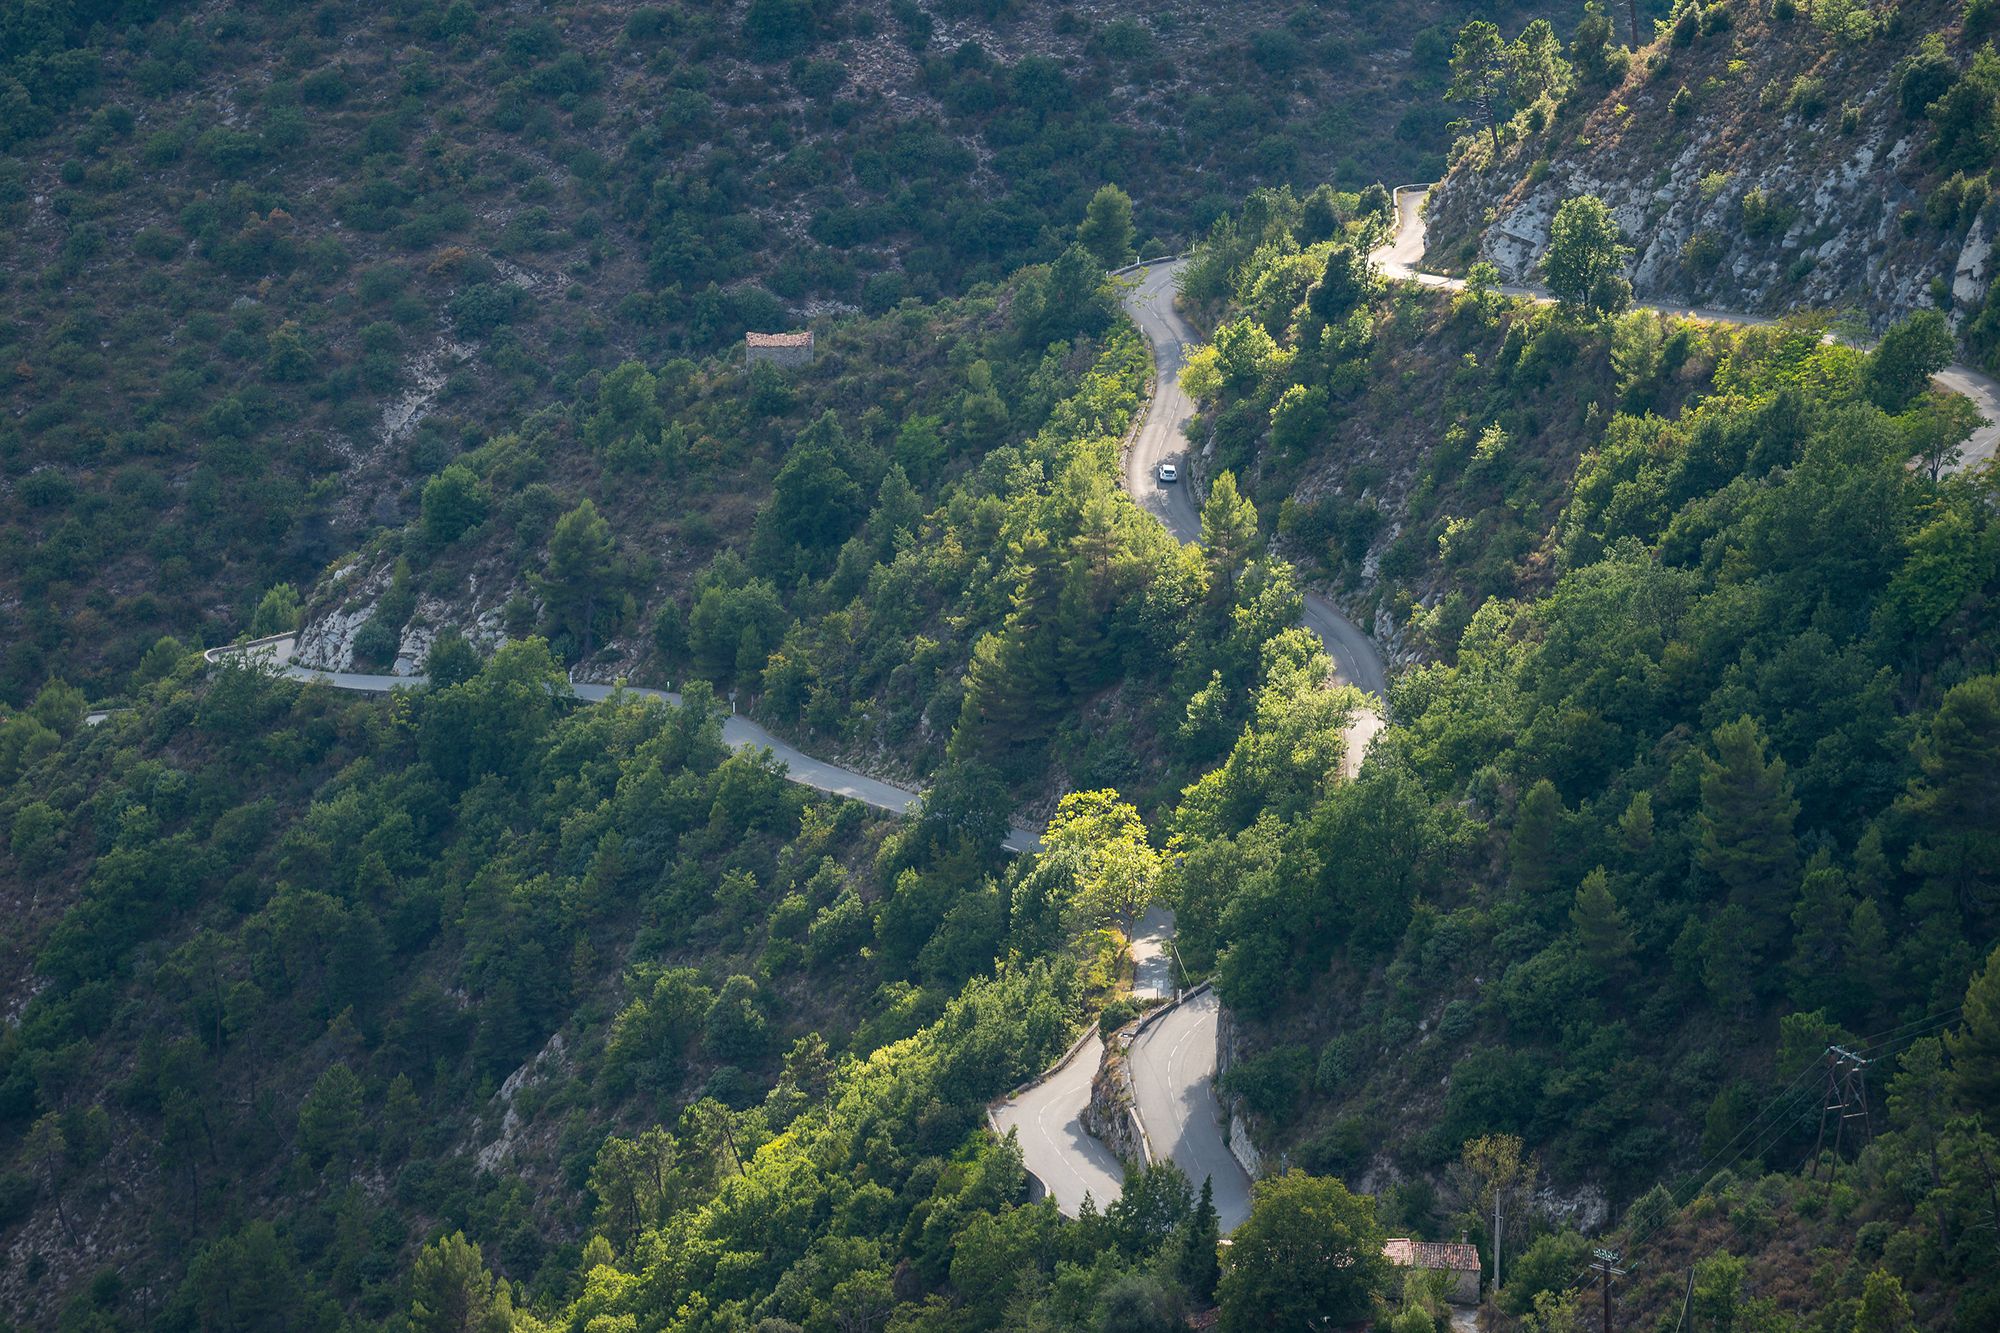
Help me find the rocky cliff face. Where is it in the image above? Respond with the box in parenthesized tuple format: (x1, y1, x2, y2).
(1214, 1000, 1270, 1181)
(1426, 0, 1986, 332)
(1082, 1024, 1150, 1168)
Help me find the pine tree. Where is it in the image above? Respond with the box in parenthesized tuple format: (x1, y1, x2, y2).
(1697, 715, 1799, 954)
(1852, 1269, 1916, 1333)
(544, 499, 617, 656)
(1786, 858, 1855, 1013)
(1509, 779, 1564, 901)
(1570, 868, 1635, 986)
(1171, 1176, 1222, 1304)
(1077, 184, 1136, 269)
(1445, 21, 1508, 151)
(1951, 945, 2000, 1116)
(1200, 471, 1262, 609)
(1899, 675, 2000, 933)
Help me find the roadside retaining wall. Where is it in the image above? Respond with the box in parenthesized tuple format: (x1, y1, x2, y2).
(1215, 1001, 1276, 1182)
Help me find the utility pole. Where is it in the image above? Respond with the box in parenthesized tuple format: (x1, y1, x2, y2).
(1493, 1188, 1503, 1293)
(1591, 1247, 1627, 1333)
(1810, 1045, 1873, 1178)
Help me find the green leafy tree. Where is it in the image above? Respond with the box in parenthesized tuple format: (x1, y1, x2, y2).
(543, 499, 618, 656)
(1697, 715, 1799, 952)
(704, 975, 769, 1063)
(1570, 2, 1623, 86)
(1509, 779, 1563, 900)
(249, 583, 301, 636)
(1168, 1175, 1223, 1303)
(1218, 1171, 1388, 1332)
(1866, 310, 1955, 412)
(1952, 944, 2000, 1115)
(1508, 19, 1571, 106)
(589, 1128, 678, 1245)
(1541, 196, 1631, 317)
(424, 630, 482, 690)
(298, 1063, 365, 1172)
(1898, 675, 2000, 931)
(422, 464, 490, 545)
(1077, 184, 1137, 269)
(1569, 868, 1634, 986)
(753, 412, 865, 571)
(1852, 1269, 1914, 1333)
(1452, 1133, 1537, 1289)
(409, 1231, 515, 1333)
(1200, 471, 1263, 607)
(1305, 245, 1375, 327)
(1039, 789, 1162, 932)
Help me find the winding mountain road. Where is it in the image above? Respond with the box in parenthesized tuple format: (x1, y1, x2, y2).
(195, 191, 1993, 1237)
(1383, 186, 2000, 476)
(198, 636, 1044, 851)
(1126, 988, 1252, 1233)
(988, 1031, 1128, 1217)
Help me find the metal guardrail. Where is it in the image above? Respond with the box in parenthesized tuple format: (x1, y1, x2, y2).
(200, 630, 297, 664)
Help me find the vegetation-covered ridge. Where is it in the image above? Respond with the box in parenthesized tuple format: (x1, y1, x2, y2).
(1155, 181, 2000, 1328)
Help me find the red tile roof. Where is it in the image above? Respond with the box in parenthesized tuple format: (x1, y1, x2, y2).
(745, 330, 812, 347)
(1383, 1238, 1482, 1272)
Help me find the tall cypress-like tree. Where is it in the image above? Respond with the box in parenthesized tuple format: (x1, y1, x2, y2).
(1509, 779, 1563, 902)
(1899, 675, 2000, 932)
(544, 499, 617, 656)
(1172, 1176, 1223, 1304)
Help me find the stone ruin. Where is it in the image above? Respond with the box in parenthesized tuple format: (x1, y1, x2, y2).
(745, 329, 813, 368)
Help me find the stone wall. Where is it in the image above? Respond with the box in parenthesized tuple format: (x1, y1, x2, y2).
(745, 331, 814, 367)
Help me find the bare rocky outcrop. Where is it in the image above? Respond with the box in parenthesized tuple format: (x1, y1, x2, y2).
(1082, 1021, 1152, 1168)
(1426, 0, 1984, 334)
(470, 1031, 571, 1173)
(293, 563, 507, 674)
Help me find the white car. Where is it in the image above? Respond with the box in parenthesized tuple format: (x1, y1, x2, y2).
(1156, 462, 1179, 483)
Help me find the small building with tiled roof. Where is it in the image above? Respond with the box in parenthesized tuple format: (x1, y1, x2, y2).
(1383, 1237, 1482, 1305)
(745, 329, 813, 367)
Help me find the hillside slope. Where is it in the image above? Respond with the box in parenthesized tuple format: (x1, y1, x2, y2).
(1160, 193, 2000, 1324)
(0, 0, 1563, 702)
(1425, 0, 1991, 334)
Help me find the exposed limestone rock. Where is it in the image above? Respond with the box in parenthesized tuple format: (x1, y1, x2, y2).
(472, 1031, 570, 1173)
(1425, 3, 1982, 334)
(1082, 1023, 1149, 1168)
(1215, 1002, 1274, 1179)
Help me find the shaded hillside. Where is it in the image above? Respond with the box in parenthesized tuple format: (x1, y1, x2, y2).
(0, 0, 1563, 703)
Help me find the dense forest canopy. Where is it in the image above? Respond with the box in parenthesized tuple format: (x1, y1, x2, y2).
(4, 0, 2000, 1329)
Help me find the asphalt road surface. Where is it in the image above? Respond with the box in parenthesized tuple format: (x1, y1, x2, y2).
(1126, 988, 1252, 1233)
(202, 637, 1044, 852)
(1129, 902, 1176, 1002)
(989, 1031, 1128, 1217)
(1117, 263, 1392, 699)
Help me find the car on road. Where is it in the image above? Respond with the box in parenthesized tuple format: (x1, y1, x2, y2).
(1156, 462, 1178, 483)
